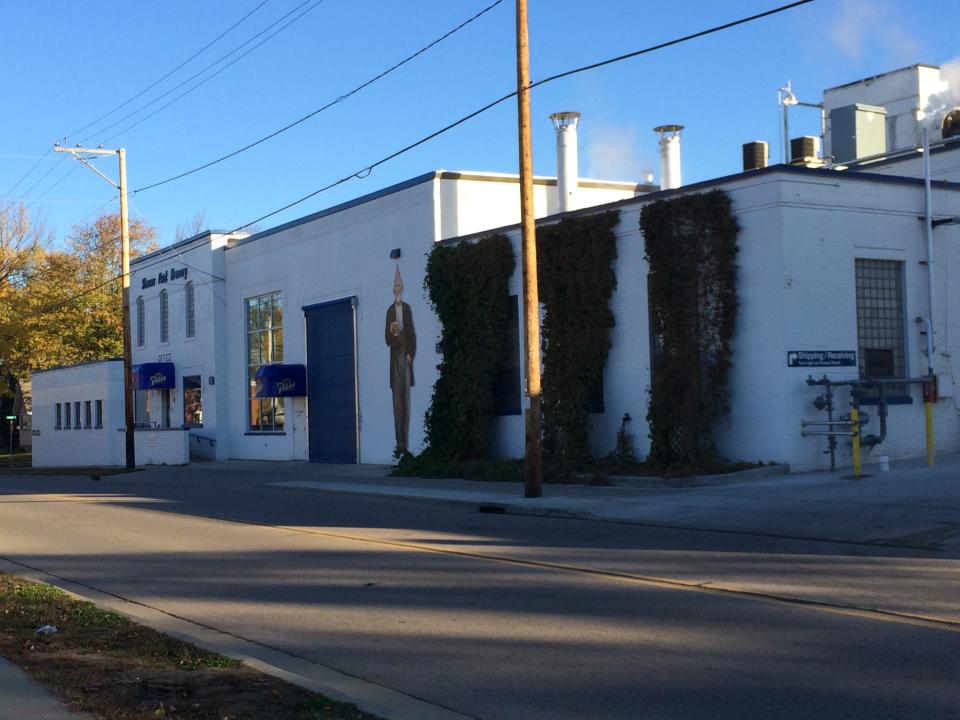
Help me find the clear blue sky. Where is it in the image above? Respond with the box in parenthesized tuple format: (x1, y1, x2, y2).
(2, 0, 958, 246)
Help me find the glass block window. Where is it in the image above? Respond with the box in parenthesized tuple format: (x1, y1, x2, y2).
(855, 259, 906, 380)
(185, 282, 196, 338)
(136, 296, 145, 346)
(246, 291, 284, 432)
(160, 290, 169, 343)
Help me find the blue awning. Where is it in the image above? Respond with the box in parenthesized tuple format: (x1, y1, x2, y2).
(254, 364, 307, 398)
(132, 362, 176, 390)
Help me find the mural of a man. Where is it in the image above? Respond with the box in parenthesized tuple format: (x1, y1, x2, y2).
(385, 266, 416, 455)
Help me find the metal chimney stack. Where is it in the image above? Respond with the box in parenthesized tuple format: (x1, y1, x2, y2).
(550, 111, 581, 212)
(654, 124, 684, 190)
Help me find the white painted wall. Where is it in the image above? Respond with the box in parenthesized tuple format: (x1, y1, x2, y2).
(488, 168, 960, 471)
(130, 232, 237, 459)
(31, 360, 125, 468)
(221, 173, 641, 464)
(135, 429, 189, 465)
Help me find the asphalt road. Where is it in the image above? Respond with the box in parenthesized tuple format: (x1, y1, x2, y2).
(0, 468, 958, 720)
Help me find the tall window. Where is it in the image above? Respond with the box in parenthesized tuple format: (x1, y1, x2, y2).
(64, 401, 71, 429)
(185, 281, 196, 338)
(136, 296, 145, 346)
(855, 259, 907, 399)
(95, 400, 103, 428)
(246, 291, 284, 431)
(84, 401, 92, 429)
(74, 401, 81, 430)
(55, 403, 62, 430)
(159, 290, 169, 343)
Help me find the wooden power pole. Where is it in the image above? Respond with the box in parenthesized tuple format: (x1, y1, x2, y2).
(516, 0, 542, 498)
(54, 145, 136, 469)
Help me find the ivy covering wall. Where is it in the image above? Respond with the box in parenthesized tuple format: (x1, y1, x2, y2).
(422, 234, 515, 460)
(640, 190, 739, 469)
(538, 211, 620, 469)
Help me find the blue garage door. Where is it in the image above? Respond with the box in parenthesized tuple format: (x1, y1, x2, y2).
(304, 298, 357, 463)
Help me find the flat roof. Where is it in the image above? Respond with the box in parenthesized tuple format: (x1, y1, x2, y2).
(32, 358, 123, 376)
(131, 229, 242, 267)
(231, 170, 653, 249)
(439, 162, 960, 246)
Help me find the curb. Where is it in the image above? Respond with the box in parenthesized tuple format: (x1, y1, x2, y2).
(0, 559, 475, 720)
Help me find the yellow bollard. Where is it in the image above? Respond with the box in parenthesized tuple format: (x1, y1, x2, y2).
(925, 401, 934, 467)
(850, 408, 861, 479)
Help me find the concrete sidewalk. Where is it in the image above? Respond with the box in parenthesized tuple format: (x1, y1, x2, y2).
(0, 657, 90, 720)
(267, 452, 960, 552)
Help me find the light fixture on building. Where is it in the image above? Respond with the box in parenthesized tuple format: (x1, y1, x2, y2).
(389, 248, 401, 259)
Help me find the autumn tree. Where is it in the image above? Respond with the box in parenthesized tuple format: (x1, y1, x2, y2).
(0, 207, 157, 383)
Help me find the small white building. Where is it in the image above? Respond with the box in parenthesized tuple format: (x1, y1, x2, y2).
(31, 359, 190, 468)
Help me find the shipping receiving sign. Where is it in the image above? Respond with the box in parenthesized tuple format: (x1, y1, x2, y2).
(787, 350, 857, 368)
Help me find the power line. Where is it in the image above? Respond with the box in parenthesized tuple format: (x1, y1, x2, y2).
(16, 0, 815, 323)
(133, 0, 505, 194)
(228, 0, 816, 233)
(82, 0, 327, 146)
(6, 1, 273, 208)
(67, 0, 272, 141)
(4, 148, 53, 197)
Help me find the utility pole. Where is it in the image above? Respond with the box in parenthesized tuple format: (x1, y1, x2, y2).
(516, 0, 542, 498)
(54, 145, 135, 469)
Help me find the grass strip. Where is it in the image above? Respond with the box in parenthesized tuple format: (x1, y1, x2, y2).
(0, 573, 381, 719)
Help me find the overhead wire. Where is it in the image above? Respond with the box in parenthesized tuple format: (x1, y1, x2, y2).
(16, 0, 816, 322)
(228, 0, 816, 232)
(133, 0, 506, 194)
(5, 1, 273, 211)
(83, 0, 327, 146)
(66, 0, 272, 141)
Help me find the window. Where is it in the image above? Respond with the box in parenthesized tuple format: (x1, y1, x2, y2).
(185, 281, 196, 338)
(159, 290, 169, 343)
(55, 403, 62, 430)
(246, 291, 284, 432)
(84, 401, 92, 429)
(95, 400, 103, 428)
(183, 376, 202, 427)
(74, 401, 81, 430)
(64, 401, 71, 429)
(855, 259, 908, 402)
(136, 296, 145, 346)
(494, 296, 521, 415)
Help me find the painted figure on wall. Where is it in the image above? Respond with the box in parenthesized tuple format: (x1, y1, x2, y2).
(385, 266, 416, 455)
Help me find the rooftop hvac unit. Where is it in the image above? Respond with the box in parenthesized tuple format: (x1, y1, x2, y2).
(829, 103, 886, 163)
(790, 135, 820, 164)
(742, 140, 768, 171)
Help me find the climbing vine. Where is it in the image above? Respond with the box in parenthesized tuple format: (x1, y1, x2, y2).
(422, 234, 515, 460)
(641, 190, 739, 469)
(538, 211, 620, 470)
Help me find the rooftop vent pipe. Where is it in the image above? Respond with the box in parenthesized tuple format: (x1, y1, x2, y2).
(550, 112, 581, 212)
(654, 124, 683, 190)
